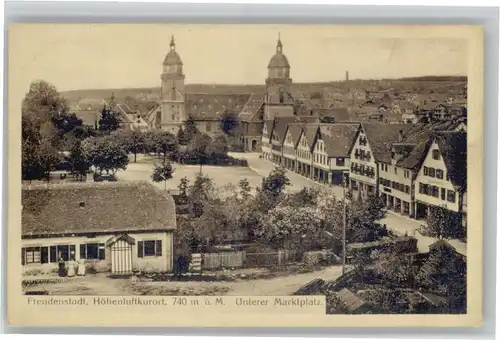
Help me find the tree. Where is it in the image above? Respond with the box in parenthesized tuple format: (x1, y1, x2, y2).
(415, 242, 466, 313)
(371, 249, 415, 288)
(22, 80, 69, 124)
(261, 166, 290, 197)
(98, 105, 121, 133)
(148, 131, 178, 162)
(68, 139, 91, 181)
(176, 126, 189, 146)
(315, 192, 388, 250)
(187, 172, 217, 217)
(82, 135, 129, 175)
(238, 178, 252, 200)
(421, 206, 464, 239)
(283, 187, 321, 208)
(183, 115, 200, 142)
(188, 133, 212, 172)
(256, 205, 324, 251)
(220, 110, 239, 136)
(151, 159, 174, 190)
(21, 81, 67, 180)
(206, 135, 229, 159)
(121, 130, 146, 163)
(325, 291, 350, 314)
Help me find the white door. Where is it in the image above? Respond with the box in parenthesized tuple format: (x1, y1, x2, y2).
(110, 239, 133, 275)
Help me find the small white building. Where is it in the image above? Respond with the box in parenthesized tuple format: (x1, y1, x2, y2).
(21, 181, 177, 275)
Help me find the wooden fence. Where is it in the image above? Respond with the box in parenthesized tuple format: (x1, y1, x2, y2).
(202, 251, 246, 270)
(200, 250, 302, 270)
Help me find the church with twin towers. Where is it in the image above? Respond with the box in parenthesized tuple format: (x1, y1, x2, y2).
(146, 34, 332, 152)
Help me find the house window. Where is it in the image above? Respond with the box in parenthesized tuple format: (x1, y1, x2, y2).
(441, 188, 446, 200)
(336, 158, 345, 166)
(53, 245, 76, 261)
(365, 151, 371, 160)
(404, 170, 410, 179)
(405, 185, 410, 194)
(432, 186, 439, 198)
(447, 190, 456, 203)
(419, 183, 424, 194)
(80, 243, 105, 260)
(436, 169, 444, 179)
(394, 167, 397, 175)
(428, 168, 436, 178)
(22, 246, 50, 264)
(432, 149, 440, 160)
(206, 122, 212, 132)
(138, 240, 162, 258)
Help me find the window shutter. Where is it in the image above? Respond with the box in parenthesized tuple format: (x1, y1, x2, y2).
(49, 246, 57, 263)
(98, 244, 105, 260)
(138, 241, 144, 258)
(80, 244, 86, 259)
(155, 240, 162, 257)
(21, 248, 25, 265)
(41, 247, 49, 264)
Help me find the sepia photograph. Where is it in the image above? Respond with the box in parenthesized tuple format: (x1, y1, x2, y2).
(7, 23, 483, 326)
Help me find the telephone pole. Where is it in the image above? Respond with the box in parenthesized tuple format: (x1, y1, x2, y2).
(342, 176, 347, 275)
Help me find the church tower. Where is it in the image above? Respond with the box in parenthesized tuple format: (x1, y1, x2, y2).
(160, 35, 186, 134)
(264, 34, 294, 120)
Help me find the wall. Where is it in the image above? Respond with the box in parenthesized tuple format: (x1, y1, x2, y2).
(22, 231, 174, 275)
(282, 130, 296, 159)
(296, 132, 312, 165)
(414, 141, 461, 212)
(264, 104, 293, 120)
(195, 120, 222, 134)
(349, 129, 378, 186)
(312, 139, 330, 170)
(378, 163, 413, 202)
(329, 157, 350, 172)
(161, 100, 185, 128)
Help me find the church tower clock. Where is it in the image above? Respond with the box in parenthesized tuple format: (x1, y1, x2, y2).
(160, 35, 186, 134)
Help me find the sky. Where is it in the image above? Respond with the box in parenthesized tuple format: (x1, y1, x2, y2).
(9, 24, 468, 92)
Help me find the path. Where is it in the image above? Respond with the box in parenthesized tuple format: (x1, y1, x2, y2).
(25, 266, 344, 296)
(226, 266, 343, 295)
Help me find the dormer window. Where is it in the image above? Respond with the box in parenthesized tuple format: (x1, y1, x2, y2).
(432, 149, 440, 160)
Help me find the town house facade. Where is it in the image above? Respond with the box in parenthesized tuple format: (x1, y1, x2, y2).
(414, 132, 466, 220)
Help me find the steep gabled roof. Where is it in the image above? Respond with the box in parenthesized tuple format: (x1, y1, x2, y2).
(319, 124, 359, 157)
(185, 93, 250, 121)
(238, 93, 265, 122)
(262, 119, 274, 137)
(273, 117, 295, 143)
(396, 121, 463, 171)
(302, 123, 320, 149)
(288, 123, 304, 147)
(431, 131, 467, 189)
(22, 181, 177, 237)
(361, 123, 414, 163)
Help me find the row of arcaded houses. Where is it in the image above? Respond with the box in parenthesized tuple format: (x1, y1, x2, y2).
(261, 118, 467, 226)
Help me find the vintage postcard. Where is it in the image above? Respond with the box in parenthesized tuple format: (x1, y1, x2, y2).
(7, 24, 483, 327)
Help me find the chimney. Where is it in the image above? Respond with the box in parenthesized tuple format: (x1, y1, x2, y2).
(398, 129, 404, 142)
(345, 71, 349, 81)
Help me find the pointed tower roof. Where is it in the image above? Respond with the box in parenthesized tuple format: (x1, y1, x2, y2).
(268, 33, 290, 68)
(163, 35, 183, 65)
